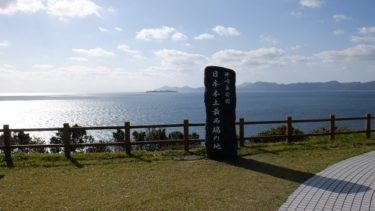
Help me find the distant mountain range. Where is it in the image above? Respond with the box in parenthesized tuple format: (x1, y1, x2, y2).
(154, 81, 375, 92)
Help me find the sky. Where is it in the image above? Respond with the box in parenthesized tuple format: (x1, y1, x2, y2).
(0, 0, 375, 93)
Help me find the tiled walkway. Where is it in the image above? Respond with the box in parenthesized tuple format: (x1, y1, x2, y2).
(279, 151, 375, 211)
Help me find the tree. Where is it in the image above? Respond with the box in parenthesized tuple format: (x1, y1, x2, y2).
(189, 132, 200, 140)
(86, 136, 110, 153)
(13, 131, 31, 145)
(113, 129, 125, 142)
(168, 131, 183, 139)
(29, 137, 46, 153)
(49, 124, 91, 153)
(50, 136, 62, 153)
(132, 130, 146, 150)
(132, 130, 146, 142)
(13, 131, 46, 153)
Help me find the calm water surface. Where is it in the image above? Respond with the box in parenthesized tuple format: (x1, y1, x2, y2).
(1, 91, 374, 140)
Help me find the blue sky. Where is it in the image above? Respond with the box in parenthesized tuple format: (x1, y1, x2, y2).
(1, 0, 375, 93)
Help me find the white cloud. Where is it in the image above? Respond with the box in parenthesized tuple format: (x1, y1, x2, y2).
(136, 26, 176, 41)
(98, 27, 108, 32)
(117, 45, 143, 59)
(0, 40, 10, 47)
(290, 11, 302, 17)
(155, 49, 207, 68)
(0, 0, 45, 15)
(351, 27, 375, 43)
(0, 0, 101, 18)
(0, 63, 14, 74)
(333, 29, 345, 36)
(149, 47, 307, 77)
(299, 0, 323, 8)
(289, 45, 302, 51)
(32, 64, 54, 69)
(0, 0, 13, 8)
(259, 35, 278, 45)
(107, 7, 115, 13)
(2, 64, 13, 68)
(143, 49, 208, 87)
(149, 49, 207, 74)
(194, 33, 214, 40)
(210, 48, 303, 70)
(72, 48, 114, 57)
(333, 14, 352, 22)
(171, 32, 188, 41)
(212, 25, 241, 37)
(315, 44, 375, 62)
(359, 27, 375, 35)
(68, 57, 88, 62)
(114, 27, 123, 32)
(0, 65, 150, 92)
(47, 0, 100, 18)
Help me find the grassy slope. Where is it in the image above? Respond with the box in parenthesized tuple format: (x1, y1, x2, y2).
(1, 134, 375, 210)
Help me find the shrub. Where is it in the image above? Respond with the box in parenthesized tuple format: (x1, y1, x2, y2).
(49, 124, 91, 153)
(28, 137, 47, 153)
(113, 129, 125, 142)
(311, 126, 352, 134)
(168, 131, 183, 139)
(13, 131, 31, 146)
(86, 139, 111, 153)
(146, 128, 167, 141)
(189, 132, 200, 140)
(131, 129, 200, 150)
(132, 131, 146, 142)
(256, 125, 305, 143)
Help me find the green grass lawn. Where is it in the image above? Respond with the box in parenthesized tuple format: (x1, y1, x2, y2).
(1, 134, 375, 210)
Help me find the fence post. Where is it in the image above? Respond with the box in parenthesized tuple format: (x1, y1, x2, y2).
(3, 125, 13, 167)
(239, 118, 245, 147)
(330, 114, 335, 140)
(366, 113, 371, 139)
(183, 120, 189, 152)
(63, 123, 71, 158)
(286, 116, 293, 143)
(125, 122, 131, 155)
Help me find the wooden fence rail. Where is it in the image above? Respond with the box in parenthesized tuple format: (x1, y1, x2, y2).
(1, 113, 374, 167)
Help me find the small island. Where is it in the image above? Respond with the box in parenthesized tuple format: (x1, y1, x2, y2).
(145, 90, 178, 93)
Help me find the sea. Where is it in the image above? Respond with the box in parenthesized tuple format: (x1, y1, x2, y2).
(1, 91, 375, 141)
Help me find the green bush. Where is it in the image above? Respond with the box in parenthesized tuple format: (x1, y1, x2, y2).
(168, 131, 183, 139)
(49, 124, 93, 153)
(13, 131, 32, 146)
(256, 125, 305, 143)
(146, 128, 167, 141)
(132, 131, 146, 142)
(131, 129, 200, 151)
(28, 137, 47, 153)
(311, 126, 352, 134)
(86, 140, 111, 153)
(113, 129, 124, 142)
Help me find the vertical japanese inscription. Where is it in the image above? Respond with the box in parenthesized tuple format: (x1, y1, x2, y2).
(204, 66, 237, 160)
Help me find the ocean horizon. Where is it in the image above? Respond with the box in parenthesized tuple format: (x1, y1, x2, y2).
(1, 91, 375, 141)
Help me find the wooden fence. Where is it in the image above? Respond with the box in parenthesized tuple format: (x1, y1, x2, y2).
(0, 113, 374, 167)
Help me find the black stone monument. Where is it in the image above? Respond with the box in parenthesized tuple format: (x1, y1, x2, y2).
(204, 66, 237, 161)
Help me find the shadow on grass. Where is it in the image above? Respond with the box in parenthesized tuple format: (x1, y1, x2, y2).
(227, 157, 371, 193)
(0, 174, 4, 179)
(239, 142, 337, 157)
(227, 157, 314, 183)
(67, 156, 84, 168)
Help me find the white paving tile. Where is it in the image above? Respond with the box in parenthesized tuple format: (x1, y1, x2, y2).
(279, 151, 375, 211)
